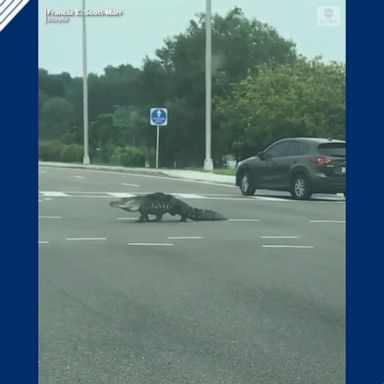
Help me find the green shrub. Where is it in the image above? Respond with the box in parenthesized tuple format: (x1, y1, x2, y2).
(39, 141, 64, 161)
(119, 147, 146, 167)
(109, 147, 124, 165)
(39, 141, 83, 163)
(60, 144, 84, 163)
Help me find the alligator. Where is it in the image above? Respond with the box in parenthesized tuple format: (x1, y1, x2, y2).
(109, 192, 227, 222)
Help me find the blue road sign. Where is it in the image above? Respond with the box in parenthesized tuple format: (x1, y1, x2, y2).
(150, 108, 168, 126)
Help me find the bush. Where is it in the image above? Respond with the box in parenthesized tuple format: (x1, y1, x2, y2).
(39, 141, 64, 161)
(119, 147, 146, 167)
(107, 146, 146, 167)
(39, 141, 84, 163)
(60, 144, 84, 163)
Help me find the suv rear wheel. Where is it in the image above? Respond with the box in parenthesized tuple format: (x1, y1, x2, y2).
(291, 174, 312, 200)
(239, 170, 256, 196)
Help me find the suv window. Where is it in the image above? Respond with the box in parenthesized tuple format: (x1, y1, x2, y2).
(266, 141, 290, 157)
(317, 143, 346, 157)
(286, 141, 305, 156)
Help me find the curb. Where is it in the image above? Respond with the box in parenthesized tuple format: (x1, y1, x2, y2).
(38, 162, 236, 185)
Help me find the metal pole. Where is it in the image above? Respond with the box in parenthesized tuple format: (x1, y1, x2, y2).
(82, 0, 90, 164)
(204, 0, 214, 171)
(156, 125, 160, 168)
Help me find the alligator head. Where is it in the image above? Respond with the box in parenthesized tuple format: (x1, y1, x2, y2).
(109, 196, 144, 211)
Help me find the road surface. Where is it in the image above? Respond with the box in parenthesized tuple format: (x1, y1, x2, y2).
(39, 166, 345, 384)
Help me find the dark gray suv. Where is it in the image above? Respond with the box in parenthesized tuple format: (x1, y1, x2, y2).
(235, 138, 346, 200)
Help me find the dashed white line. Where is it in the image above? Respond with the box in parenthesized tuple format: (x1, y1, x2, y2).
(117, 217, 136, 221)
(128, 243, 174, 246)
(173, 193, 205, 199)
(168, 236, 203, 240)
(66, 237, 107, 241)
(39, 216, 62, 219)
(40, 192, 68, 197)
(309, 220, 345, 224)
(121, 183, 140, 187)
(39, 241, 50, 244)
(252, 196, 292, 202)
(74, 175, 86, 179)
(108, 192, 136, 198)
(39, 170, 46, 174)
(262, 245, 314, 249)
(261, 236, 300, 239)
(228, 219, 260, 222)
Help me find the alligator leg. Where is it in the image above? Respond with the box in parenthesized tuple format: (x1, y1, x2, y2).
(154, 213, 163, 222)
(136, 212, 149, 222)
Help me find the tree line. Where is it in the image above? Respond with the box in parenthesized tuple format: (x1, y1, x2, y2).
(39, 8, 345, 167)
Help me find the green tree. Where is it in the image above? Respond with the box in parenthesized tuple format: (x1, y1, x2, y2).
(39, 97, 74, 140)
(216, 58, 345, 158)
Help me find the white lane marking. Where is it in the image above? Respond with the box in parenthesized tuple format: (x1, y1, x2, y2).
(39, 241, 50, 244)
(117, 217, 136, 221)
(168, 236, 203, 240)
(66, 237, 107, 241)
(39, 216, 62, 219)
(262, 245, 314, 249)
(108, 192, 137, 198)
(128, 243, 174, 246)
(40, 191, 68, 197)
(173, 193, 205, 199)
(261, 236, 300, 239)
(121, 183, 140, 187)
(74, 175, 86, 179)
(44, 198, 52, 201)
(309, 220, 345, 224)
(39, 170, 46, 174)
(39, 200, 44, 203)
(228, 219, 260, 222)
(252, 196, 292, 202)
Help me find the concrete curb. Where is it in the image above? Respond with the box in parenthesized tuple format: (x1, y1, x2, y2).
(39, 161, 236, 185)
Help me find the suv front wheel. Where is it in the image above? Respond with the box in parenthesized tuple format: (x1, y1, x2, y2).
(291, 174, 312, 200)
(239, 170, 256, 196)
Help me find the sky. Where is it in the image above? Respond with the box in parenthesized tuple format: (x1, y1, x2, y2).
(39, 0, 345, 76)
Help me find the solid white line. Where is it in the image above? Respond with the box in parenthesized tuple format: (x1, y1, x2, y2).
(262, 245, 314, 249)
(39, 216, 62, 219)
(108, 192, 137, 198)
(128, 243, 174, 246)
(309, 220, 345, 224)
(74, 175, 86, 179)
(40, 191, 68, 197)
(173, 193, 205, 199)
(66, 237, 107, 241)
(228, 219, 260, 222)
(261, 236, 300, 239)
(121, 183, 140, 187)
(39, 241, 50, 244)
(252, 196, 292, 202)
(168, 236, 203, 240)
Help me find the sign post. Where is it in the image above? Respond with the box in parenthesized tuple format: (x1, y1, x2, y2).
(150, 108, 168, 169)
(156, 125, 160, 169)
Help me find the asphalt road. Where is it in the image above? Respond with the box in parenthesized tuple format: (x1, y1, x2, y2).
(39, 166, 345, 384)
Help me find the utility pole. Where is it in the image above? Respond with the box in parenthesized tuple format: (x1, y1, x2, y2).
(204, 0, 214, 171)
(82, 0, 90, 164)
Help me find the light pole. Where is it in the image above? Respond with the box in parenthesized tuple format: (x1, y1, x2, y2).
(82, 0, 90, 164)
(204, 0, 214, 171)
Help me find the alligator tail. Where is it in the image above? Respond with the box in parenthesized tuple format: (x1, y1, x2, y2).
(188, 208, 227, 221)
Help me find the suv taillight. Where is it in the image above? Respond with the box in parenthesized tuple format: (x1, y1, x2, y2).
(310, 156, 332, 165)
